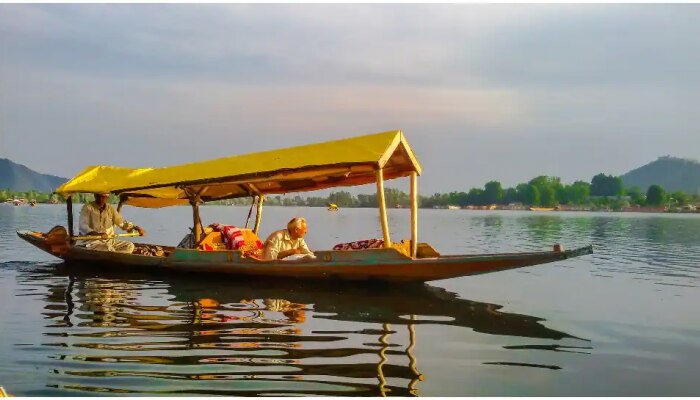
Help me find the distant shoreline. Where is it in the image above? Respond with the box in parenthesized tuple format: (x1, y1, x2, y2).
(4, 201, 699, 215)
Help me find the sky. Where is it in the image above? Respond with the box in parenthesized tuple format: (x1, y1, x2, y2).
(1, 4, 699, 195)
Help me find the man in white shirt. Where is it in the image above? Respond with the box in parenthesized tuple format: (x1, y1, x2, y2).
(78, 192, 146, 253)
(263, 217, 315, 260)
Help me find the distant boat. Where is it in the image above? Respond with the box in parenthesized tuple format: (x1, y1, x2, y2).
(529, 207, 555, 211)
(447, 205, 460, 210)
(327, 203, 339, 212)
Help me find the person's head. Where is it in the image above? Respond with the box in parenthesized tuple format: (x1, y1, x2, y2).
(287, 217, 308, 239)
(94, 192, 109, 207)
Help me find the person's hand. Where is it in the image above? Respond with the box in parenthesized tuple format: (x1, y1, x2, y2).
(135, 226, 146, 236)
(100, 233, 108, 240)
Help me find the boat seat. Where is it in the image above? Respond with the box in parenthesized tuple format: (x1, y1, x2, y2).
(198, 228, 264, 258)
(332, 238, 413, 258)
(332, 239, 440, 258)
(198, 230, 227, 251)
(332, 239, 385, 251)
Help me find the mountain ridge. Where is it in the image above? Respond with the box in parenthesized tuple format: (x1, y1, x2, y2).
(0, 158, 68, 192)
(2, 155, 700, 195)
(620, 156, 700, 194)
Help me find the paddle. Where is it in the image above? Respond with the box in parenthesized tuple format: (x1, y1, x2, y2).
(72, 232, 141, 241)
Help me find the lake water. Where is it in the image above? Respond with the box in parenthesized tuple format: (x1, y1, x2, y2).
(1, 204, 699, 396)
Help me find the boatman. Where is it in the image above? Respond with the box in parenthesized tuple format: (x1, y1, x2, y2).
(263, 217, 316, 261)
(78, 192, 146, 253)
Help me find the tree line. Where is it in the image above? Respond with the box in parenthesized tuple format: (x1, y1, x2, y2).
(2, 173, 697, 209)
(410, 174, 695, 209)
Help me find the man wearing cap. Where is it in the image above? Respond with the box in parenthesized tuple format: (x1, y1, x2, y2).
(78, 192, 146, 253)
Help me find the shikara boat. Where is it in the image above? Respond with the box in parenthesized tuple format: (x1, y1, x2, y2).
(17, 130, 592, 282)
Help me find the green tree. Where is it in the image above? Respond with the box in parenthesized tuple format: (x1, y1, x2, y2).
(625, 186, 645, 206)
(568, 181, 591, 205)
(357, 194, 378, 208)
(671, 191, 688, 206)
(517, 184, 540, 205)
(328, 191, 357, 207)
(503, 187, 518, 204)
(447, 191, 468, 206)
(292, 196, 305, 206)
(591, 173, 624, 196)
(384, 188, 409, 208)
(306, 196, 328, 207)
(540, 186, 557, 207)
(483, 181, 504, 205)
(466, 188, 484, 205)
(646, 185, 666, 206)
(528, 176, 562, 206)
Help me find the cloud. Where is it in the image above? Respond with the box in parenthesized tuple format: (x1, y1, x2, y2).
(470, 5, 700, 87)
(1, 4, 699, 193)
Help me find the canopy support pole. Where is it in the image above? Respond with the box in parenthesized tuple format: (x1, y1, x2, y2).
(244, 196, 256, 229)
(253, 195, 264, 235)
(410, 171, 418, 258)
(66, 196, 74, 243)
(187, 192, 203, 244)
(376, 168, 391, 247)
(193, 200, 202, 244)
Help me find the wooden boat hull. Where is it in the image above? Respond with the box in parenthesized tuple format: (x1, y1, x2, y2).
(17, 230, 592, 283)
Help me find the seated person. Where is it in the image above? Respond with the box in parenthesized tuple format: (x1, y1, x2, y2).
(78, 192, 146, 254)
(263, 217, 315, 260)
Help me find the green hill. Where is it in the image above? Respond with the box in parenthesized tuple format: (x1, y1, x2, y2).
(621, 156, 700, 194)
(0, 158, 67, 192)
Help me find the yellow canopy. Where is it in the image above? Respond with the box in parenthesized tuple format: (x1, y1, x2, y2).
(56, 130, 421, 208)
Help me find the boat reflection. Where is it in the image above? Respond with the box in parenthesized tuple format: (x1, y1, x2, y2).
(32, 264, 586, 396)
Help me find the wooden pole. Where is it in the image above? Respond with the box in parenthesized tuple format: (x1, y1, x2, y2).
(253, 195, 264, 235)
(191, 195, 202, 244)
(244, 196, 256, 229)
(66, 196, 74, 242)
(410, 171, 418, 258)
(376, 168, 391, 247)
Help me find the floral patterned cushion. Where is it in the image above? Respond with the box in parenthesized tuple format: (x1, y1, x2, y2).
(333, 239, 384, 251)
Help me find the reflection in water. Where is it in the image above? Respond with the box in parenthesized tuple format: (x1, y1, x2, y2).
(520, 215, 564, 243)
(5, 207, 700, 396)
(15, 264, 586, 396)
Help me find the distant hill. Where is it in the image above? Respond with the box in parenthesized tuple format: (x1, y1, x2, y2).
(621, 156, 700, 194)
(0, 158, 68, 192)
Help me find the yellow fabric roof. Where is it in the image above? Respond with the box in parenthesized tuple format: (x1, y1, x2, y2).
(56, 130, 421, 208)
